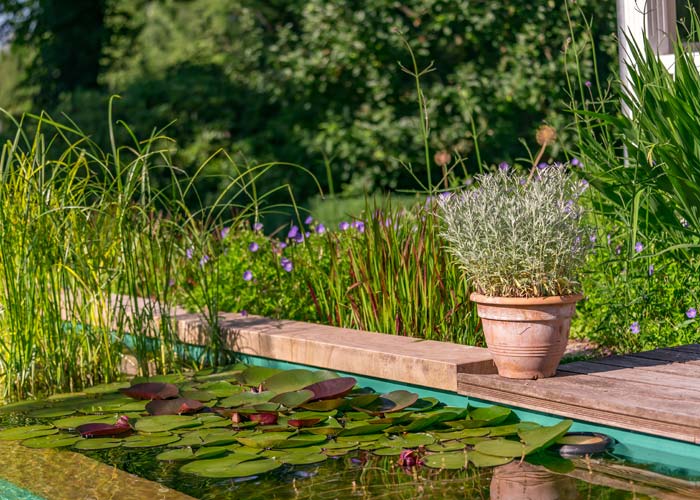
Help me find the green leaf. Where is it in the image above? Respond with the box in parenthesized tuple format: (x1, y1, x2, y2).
(22, 434, 81, 448)
(27, 408, 76, 418)
(133, 415, 201, 433)
(0, 425, 58, 440)
(469, 451, 513, 467)
(468, 406, 512, 426)
(237, 367, 282, 387)
(122, 434, 181, 448)
(53, 415, 114, 430)
(156, 447, 195, 461)
(74, 438, 123, 450)
(378, 433, 434, 448)
(180, 456, 281, 478)
(269, 390, 314, 408)
(372, 447, 403, 456)
(272, 433, 327, 449)
(518, 420, 573, 451)
(278, 452, 327, 465)
(473, 438, 527, 458)
(235, 431, 296, 448)
(196, 381, 243, 398)
(219, 391, 276, 408)
(262, 369, 338, 393)
(526, 451, 575, 473)
(424, 451, 470, 470)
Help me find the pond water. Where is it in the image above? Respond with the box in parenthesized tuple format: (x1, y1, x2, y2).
(0, 364, 697, 500)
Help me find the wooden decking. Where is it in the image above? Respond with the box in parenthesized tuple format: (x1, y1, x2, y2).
(457, 345, 700, 444)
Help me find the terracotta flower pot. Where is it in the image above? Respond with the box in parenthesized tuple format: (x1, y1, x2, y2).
(470, 292, 583, 379)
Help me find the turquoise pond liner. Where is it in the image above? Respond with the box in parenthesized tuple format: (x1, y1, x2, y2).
(0, 479, 45, 500)
(121, 333, 700, 478)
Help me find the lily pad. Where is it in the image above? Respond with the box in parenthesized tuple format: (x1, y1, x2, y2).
(146, 398, 204, 416)
(488, 422, 541, 437)
(22, 434, 82, 448)
(406, 397, 440, 412)
(526, 451, 575, 473)
(272, 433, 327, 449)
(83, 382, 130, 394)
(0, 425, 58, 441)
(248, 413, 279, 425)
(219, 391, 276, 408)
(426, 442, 467, 452)
(237, 366, 282, 387)
(473, 438, 528, 458)
(299, 398, 347, 411)
(134, 415, 201, 433)
(518, 420, 573, 451)
(304, 377, 357, 402)
(74, 438, 124, 450)
(156, 447, 195, 461)
(196, 381, 243, 398)
(180, 456, 281, 478)
(378, 433, 435, 448)
(236, 431, 297, 449)
(278, 452, 327, 465)
(122, 434, 181, 448)
(193, 445, 230, 459)
(467, 405, 512, 426)
(27, 408, 76, 418)
(361, 390, 419, 415)
(337, 422, 390, 437)
(270, 390, 314, 408)
(424, 451, 470, 470)
(262, 369, 338, 393)
(53, 415, 115, 430)
(469, 451, 513, 467)
(120, 382, 179, 400)
(76, 416, 132, 438)
(181, 390, 217, 402)
(372, 447, 404, 456)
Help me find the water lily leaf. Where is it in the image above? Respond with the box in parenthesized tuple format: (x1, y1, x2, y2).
(304, 377, 357, 402)
(134, 415, 201, 433)
(393, 413, 448, 433)
(322, 440, 359, 450)
(53, 415, 115, 430)
(278, 452, 327, 465)
(156, 447, 195, 461)
(194, 363, 247, 381)
(302, 417, 343, 436)
(181, 456, 281, 478)
(272, 433, 327, 449)
(132, 374, 187, 384)
(337, 434, 382, 443)
(347, 394, 380, 409)
(193, 445, 229, 459)
(459, 437, 491, 445)
(426, 442, 467, 452)
(360, 390, 419, 415)
(526, 451, 575, 473)
(196, 381, 243, 398)
(473, 438, 527, 458)
(237, 366, 282, 387)
(200, 416, 232, 429)
(181, 390, 217, 402)
(235, 431, 296, 448)
(299, 398, 347, 411)
(0, 401, 47, 413)
(378, 433, 435, 448)
(177, 429, 239, 447)
(424, 451, 470, 470)
(518, 420, 572, 451)
(433, 428, 489, 440)
(76, 416, 132, 438)
(406, 397, 440, 412)
(28, 408, 76, 418)
(337, 422, 390, 436)
(270, 390, 314, 408)
(288, 418, 321, 428)
(249, 413, 278, 425)
(146, 398, 204, 416)
(262, 369, 338, 393)
(219, 391, 276, 408)
(468, 406, 512, 426)
(83, 382, 130, 394)
(0, 425, 57, 440)
(469, 451, 513, 467)
(120, 382, 179, 400)
(22, 434, 81, 448)
(372, 447, 404, 456)
(122, 434, 180, 448)
(74, 438, 123, 450)
(487, 422, 541, 437)
(368, 412, 413, 426)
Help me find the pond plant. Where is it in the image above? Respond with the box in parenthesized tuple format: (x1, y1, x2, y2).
(0, 365, 575, 480)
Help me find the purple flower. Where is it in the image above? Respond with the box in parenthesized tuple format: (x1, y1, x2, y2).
(615, 245, 622, 255)
(316, 223, 326, 234)
(304, 215, 313, 225)
(287, 225, 299, 239)
(580, 179, 589, 188)
(648, 264, 654, 276)
(293, 233, 304, 244)
(353, 221, 365, 233)
(634, 241, 643, 253)
(465, 178, 473, 186)
(199, 255, 209, 267)
(339, 221, 350, 231)
(242, 270, 253, 281)
(239, 309, 248, 317)
(571, 157, 581, 167)
(630, 321, 640, 334)
(687, 308, 697, 319)
(280, 257, 293, 272)
(186, 247, 194, 260)
(589, 234, 596, 244)
(585, 80, 592, 88)
(167, 279, 175, 287)
(278, 241, 287, 249)
(537, 162, 548, 170)
(253, 222, 263, 232)
(498, 161, 509, 172)
(248, 242, 259, 252)
(220, 227, 230, 239)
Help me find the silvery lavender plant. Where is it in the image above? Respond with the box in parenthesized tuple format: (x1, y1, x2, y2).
(438, 165, 590, 298)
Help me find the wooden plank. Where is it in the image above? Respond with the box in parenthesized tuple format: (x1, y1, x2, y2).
(670, 344, 700, 355)
(632, 348, 700, 365)
(457, 373, 700, 441)
(590, 355, 700, 378)
(558, 361, 700, 395)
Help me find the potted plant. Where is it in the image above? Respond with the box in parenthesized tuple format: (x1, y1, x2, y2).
(437, 159, 589, 379)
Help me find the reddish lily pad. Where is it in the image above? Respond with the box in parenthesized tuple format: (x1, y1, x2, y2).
(249, 413, 278, 425)
(146, 398, 204, 416)
(270, 390, 314, 408)
(359, 390, 419, 415)
(304, 377, 356, 402)
(76, 415, 132, 438)
(120, 382, 179, 400)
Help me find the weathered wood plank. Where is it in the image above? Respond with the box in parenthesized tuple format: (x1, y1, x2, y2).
(590, 355, 700, 378)
(670, 344, 700, 355)
(632, 348, 700, 365)
(558, 361, 700, 395)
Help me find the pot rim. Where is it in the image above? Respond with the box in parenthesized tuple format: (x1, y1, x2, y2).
(470, 292, 583, 306)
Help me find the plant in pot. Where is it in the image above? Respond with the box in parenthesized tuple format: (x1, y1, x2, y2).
(437, 158, 590, 379)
